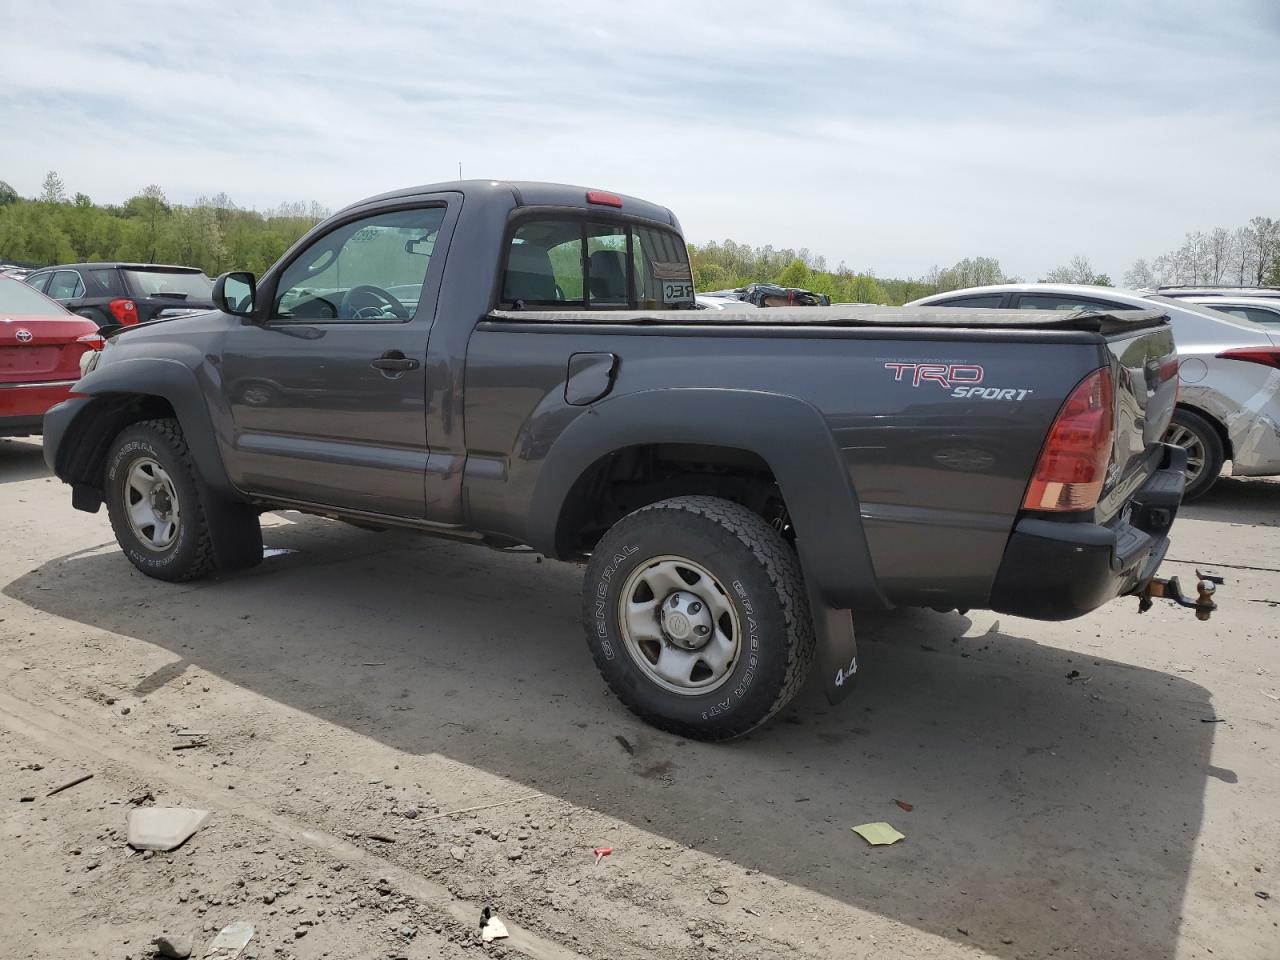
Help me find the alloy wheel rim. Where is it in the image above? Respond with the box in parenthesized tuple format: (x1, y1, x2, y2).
(124, 457, 181, 551)
(1163, 424, 1206, 484)
(617, 555, 741, 696)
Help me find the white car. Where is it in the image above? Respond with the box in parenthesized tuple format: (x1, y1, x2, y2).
(908, 283, 1280, 498)
(1180, 296, 1280, 329)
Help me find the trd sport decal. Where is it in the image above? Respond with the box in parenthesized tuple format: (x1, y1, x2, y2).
(883, 362, 1033, 401)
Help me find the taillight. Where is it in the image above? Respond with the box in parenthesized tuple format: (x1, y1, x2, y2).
(75, 332, 106, 351)
(109, 298, 138, 324)
(1023, 367, 1114, 512)
(1216, 347, 1280, 370)
(586, 190, 623, 208)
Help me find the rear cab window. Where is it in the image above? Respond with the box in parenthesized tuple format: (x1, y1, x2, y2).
(500, 216, 693, 310)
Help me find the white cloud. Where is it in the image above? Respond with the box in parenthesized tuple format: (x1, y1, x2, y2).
(1, 0, 1278, 280)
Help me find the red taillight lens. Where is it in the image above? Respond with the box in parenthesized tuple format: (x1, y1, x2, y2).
(1216, 347, 1280, 370)
(109, 298, 138, 324)
(1023, 367, 1114, 512)
(75, 333, 106, 351)
(586, 190, 623, 208)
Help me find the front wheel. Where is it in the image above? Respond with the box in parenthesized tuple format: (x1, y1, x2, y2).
(1164, 408, 1225, 501)
(105, 418, 216, 582)
(582, 496, 814, 740)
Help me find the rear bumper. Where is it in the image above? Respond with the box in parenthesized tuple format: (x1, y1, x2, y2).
(989, 444, 1186, 621)
(0, 380, 78, 436)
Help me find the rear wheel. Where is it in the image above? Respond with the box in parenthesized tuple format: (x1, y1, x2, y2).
(1164, 408, 1225, 501)
(582, 496, 814, 740)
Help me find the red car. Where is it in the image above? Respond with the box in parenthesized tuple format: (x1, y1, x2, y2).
(1, 276, 103, 437)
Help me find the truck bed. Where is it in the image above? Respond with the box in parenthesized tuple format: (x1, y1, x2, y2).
(489, 305, 1169, 335)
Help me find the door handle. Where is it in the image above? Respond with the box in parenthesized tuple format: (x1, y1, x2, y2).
(371, 350, 419, 372)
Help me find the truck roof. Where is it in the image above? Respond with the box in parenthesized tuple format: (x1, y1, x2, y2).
(346, 179, 681, 230)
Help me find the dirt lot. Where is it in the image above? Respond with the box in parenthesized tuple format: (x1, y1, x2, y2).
(1, 436, 1277, 960)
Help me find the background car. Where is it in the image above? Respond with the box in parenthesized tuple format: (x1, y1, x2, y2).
(1179, 295, 1280, 328)
(907, 283, 1280, 499)
(0, 276, 102, 437)
(1154, 285, 1280, 301)
(24, 262, 214, 330)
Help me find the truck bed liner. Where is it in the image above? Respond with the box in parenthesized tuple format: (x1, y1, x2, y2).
(489, 305, 1168, 335)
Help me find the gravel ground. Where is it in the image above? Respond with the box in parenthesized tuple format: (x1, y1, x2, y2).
(1, 436, 1277, 959)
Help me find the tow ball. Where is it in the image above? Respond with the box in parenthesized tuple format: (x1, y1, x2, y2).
(1137, 568, 1225, 621)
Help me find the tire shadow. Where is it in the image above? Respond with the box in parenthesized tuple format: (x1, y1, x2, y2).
(4, 513, 1216, 959)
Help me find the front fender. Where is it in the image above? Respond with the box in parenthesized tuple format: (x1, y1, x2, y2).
(47, 357, 235, 498)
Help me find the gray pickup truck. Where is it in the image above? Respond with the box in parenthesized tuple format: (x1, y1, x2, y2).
(44, 180, 1204, 739)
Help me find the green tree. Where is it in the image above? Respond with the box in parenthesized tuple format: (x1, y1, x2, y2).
(0, 180, 17, 207)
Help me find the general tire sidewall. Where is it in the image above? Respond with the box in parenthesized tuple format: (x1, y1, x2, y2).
(586, 518, 790, 729)
(1172, 409, 1224, 500)
(106, 433, 198, 575)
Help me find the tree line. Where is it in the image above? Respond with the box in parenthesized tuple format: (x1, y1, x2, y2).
(1123, 217, 1280, 289)
(4, 171, 1277, 301)
(0, 171, 328, 277)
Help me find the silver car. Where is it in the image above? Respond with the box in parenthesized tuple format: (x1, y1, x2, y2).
(1181, 296, 1280, 329)
(907, 283, 1280, 498)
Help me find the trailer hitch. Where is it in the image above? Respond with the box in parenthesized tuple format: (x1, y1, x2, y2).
(1137, 568, 1225, 621)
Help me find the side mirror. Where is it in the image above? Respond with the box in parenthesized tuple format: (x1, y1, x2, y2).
(213, 271, 258, 319)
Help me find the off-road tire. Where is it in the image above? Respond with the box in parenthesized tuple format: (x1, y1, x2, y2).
(583, 495, 815, 740)
(1166, 407, 1225, 501)
(105, 418, 215, 582)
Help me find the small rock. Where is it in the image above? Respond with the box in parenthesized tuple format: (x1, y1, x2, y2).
(153, 933, 194, 958)
(400, 927, 417, 939)
(263, 893, 276, 904)
(399, 807, 419, 820)
(450, 846, 466, 862)
(294, 926, 308, 938)
(121, 706, 131, 715)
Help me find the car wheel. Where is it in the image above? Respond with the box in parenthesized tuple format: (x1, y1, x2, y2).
(105, 418, 216, 582)
(583, 495, 814, 740)
(1164, 408, 1225, 501)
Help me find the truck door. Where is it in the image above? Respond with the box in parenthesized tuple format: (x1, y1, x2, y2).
(219, 199, 457, 517)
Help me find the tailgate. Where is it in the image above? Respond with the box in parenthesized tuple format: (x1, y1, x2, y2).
(1102, 323, 1178, 513)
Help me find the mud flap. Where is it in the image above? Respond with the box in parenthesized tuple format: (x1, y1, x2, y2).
(808, 582, 858, 705)
(198, 478, 263, 574)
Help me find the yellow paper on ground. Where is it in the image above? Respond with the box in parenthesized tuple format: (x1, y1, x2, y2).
(852, 822, 904, 846)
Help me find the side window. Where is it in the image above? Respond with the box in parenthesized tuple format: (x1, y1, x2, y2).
(84, 269, 125, 297)
(26, 272, 51, 293)
(1243, 307, 1280, 327)
(1015, 294, 1138, 312)
(933, 294, 1006, 308)
(47, 270, 85, 300)
(500, 218, 693, 310)
(272, 206, 447, 321)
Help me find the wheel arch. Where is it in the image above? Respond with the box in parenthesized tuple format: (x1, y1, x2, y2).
(527, 387, 887, 612)
(1173, 401, 1233, 460)
(48, 360, 236, 510)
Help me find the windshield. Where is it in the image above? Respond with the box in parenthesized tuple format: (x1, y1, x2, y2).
(123, 269, 213, 299)
(0, 277, 68, 316)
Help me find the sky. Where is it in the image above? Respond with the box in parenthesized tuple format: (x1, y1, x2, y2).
(1, 0, 1278, 282)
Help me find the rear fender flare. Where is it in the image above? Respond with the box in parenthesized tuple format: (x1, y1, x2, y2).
(527, 387, 886, 613)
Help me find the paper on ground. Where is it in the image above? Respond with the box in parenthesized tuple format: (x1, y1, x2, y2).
(852, 822, 904, 846)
